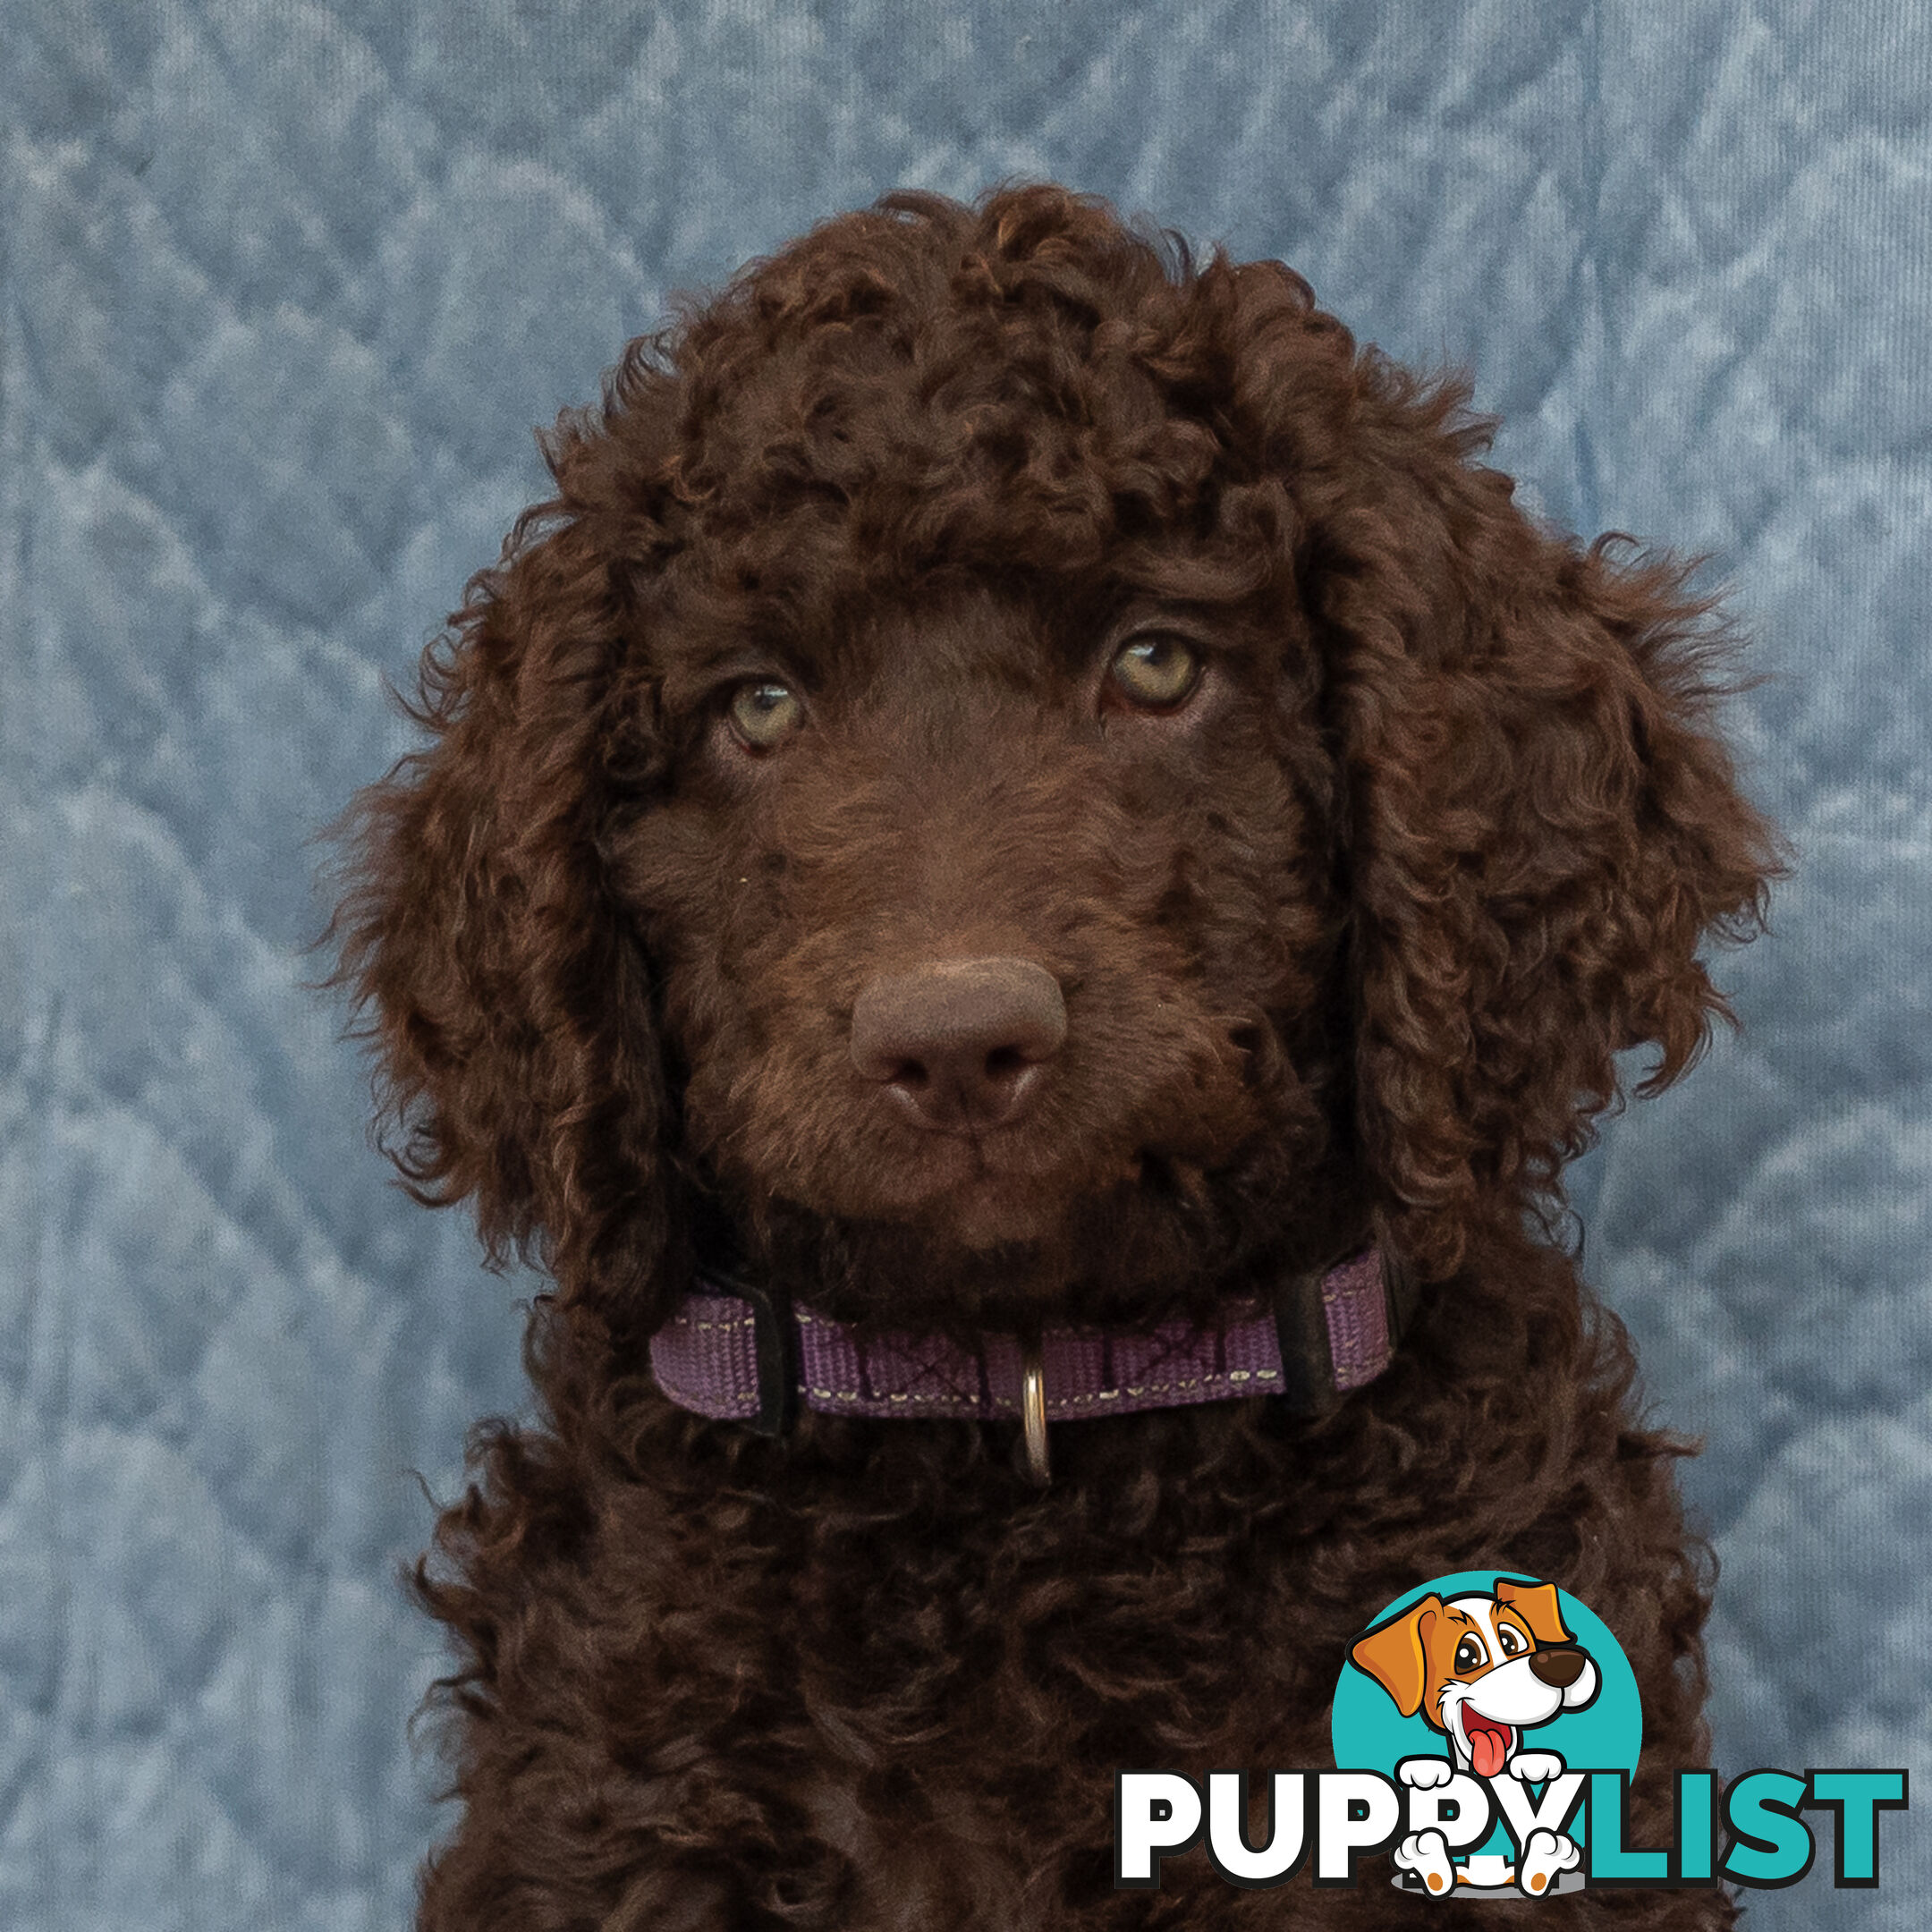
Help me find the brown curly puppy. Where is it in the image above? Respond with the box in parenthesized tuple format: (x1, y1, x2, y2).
(335, 185, 1784, 1928)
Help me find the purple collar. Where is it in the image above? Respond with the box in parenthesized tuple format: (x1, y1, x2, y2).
(649, 1246, 1408, 1481)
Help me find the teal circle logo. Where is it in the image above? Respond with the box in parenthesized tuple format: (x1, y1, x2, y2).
(1331, 1572, 1642, 1894)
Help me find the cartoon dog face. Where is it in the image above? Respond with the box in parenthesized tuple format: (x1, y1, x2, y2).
(1350, 1579, 1599, 1778)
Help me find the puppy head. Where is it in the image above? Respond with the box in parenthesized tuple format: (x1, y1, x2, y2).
(1351, 1580, 1599, 1775)
(330, 185, 1784, 1345)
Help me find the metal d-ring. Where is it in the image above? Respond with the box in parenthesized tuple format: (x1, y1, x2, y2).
(1020, 1340, 1051, 1487)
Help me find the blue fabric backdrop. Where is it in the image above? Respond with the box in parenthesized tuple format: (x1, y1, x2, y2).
(4, 4, 1928, 1926)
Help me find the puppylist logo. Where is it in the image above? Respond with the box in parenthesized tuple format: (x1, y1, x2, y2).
(1114, 1572, 1907, 1897)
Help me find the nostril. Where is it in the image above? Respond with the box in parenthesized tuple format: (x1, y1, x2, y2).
(851, 957, 1067, 1131)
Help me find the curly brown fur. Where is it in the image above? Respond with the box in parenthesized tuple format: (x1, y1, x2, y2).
(331, 185, 1786, 1928)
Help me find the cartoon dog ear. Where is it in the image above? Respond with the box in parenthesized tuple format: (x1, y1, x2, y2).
(329, 460, 675, 1349)
(1256, 326, 1789, 1281)
(1350, 1595, 1443, 1718)
(1493, 1578, 1574, 1648)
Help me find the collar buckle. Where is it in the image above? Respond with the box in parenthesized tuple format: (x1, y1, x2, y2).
(701, 1260, 798, 1437)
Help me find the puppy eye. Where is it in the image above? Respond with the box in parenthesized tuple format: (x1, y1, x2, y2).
(726, 679, 804, 751)
(1498, 1626, 1524, 1656)
(1453, 1635, 1487, 1674)
(1107, 633, 1201, 710)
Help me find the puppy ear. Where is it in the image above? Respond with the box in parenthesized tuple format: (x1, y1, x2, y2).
(1492, 1578, 1573, 1648)
(1303, 365, 1789, 1278)
(1350, 1595, 1442, 1718)
(329, 509, 671, 1339)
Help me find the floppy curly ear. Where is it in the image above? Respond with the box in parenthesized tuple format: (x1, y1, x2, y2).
(1303, 364, 1787, 1279)
(329, 506, 671, 1332)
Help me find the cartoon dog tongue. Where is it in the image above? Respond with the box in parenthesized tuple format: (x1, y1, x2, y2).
(1464, 1712, 1513, 1778)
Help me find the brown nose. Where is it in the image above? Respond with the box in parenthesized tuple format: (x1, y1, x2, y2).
(1530, 1645, 1588, 1689)
(850, 957, 1067, 1133)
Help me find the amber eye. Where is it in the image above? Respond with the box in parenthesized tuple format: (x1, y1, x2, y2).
(726, 679, 803, 750)
(1453, 1635, 1488, 1674)
(1498, 1625, 1525, 1657)
(1108, 633, 1202, 709)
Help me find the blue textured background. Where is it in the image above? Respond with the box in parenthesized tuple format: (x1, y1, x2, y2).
(4, 4, 1927, 1926)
